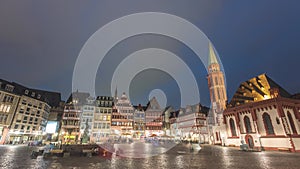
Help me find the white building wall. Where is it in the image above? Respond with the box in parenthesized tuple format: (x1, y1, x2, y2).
(225, 115, 239, 137)
(256, 108, 286, 136)
(226, 138, 240, 146)
(261, 137, 291, 148)
(239, 113, 255, 133)
(283, 108, 300, 134)
(292, 138, 300, 150)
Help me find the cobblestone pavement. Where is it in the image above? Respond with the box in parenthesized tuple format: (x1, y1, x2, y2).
(1, 144, 300, 169)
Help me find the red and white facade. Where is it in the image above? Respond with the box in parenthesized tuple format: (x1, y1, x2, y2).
(224, 97, 300, 152)
(145, 97, 163, 136)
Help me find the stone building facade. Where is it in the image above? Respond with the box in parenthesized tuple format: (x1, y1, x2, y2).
(91, 96, 113, 143)
(0, 79, 61, 144)
(224, 74, 300, 152)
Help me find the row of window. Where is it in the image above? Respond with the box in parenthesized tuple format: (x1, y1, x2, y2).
(118, 109, 134, 114)
(94, 115, 111, 121)
(111, 115, 132, 119)
(62, 121, 80, 126)
(229, 112, 298, 136)
(92, 132, 110, 141)
(0, 104, 11, 113)
(14, 124, 38, 131)
(82, 112, 93, 117)
(97, 101, 113, 107)
(63, 113, 80, 118)
(111, 121, 133, 126)
(95, 109, 112, 113)
(93, 122, 110, 129)
(21, 100, 43, 109)
(19, 108, 42, 116)
(83, 106, 94, 111)
(2, 95, 14, 103)
(146, 126, 161, 130)
(16, 115, 40, 125)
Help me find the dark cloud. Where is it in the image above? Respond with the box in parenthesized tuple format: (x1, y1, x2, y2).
(0, 1, 299, 106)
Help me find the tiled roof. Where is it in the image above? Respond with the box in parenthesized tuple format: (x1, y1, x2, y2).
(228, 74, 291, 107)
(0, 78, 61, 107)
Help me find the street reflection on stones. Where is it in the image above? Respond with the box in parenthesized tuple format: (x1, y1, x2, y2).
(1, 144, 300, 169)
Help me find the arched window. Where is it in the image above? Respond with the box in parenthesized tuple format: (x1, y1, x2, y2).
(262, 113, 275, 135)
(244, 116, 252, 133)
(215, 77, 218, 85)
(287, 112, 297, 134)
(229, 118, 237, 136)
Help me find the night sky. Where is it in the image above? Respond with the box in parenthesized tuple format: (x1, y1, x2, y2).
(1, 1, 299, 108)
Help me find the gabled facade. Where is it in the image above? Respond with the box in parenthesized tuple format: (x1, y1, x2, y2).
(177, 104, 209, 143)
(111, 92, 134, 136)
(224, 74, 300, 152)
(145, 97, 163, 136)
(61, 91, 89, 144)
(133, 104, 146, 138)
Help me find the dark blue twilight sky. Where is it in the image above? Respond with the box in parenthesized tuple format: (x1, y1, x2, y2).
(0, 1, 299, 108)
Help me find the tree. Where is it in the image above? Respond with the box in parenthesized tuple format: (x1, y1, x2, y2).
(81, 120, 90, 143)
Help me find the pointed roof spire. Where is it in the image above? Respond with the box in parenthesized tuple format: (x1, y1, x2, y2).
(208, 42, 219, 65)
(114, 86, 118, 99)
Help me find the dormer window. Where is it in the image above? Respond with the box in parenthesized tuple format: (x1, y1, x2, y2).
(25, 90, 29, 95)
(5, 85, 14, 92)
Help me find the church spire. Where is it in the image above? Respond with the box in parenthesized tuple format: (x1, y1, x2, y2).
(207, 42, 227, 126)
(114, 86, 118, 100)
(208, 42, 219, 65)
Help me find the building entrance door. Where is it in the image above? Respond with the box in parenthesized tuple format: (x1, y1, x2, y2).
(245, 135, 254, 149)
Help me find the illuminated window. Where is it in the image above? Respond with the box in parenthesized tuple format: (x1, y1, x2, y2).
(0, 104, 4, 112)
(3, 105, 7, 112)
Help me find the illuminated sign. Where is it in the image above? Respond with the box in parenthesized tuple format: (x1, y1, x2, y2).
(45, 121, 58, 134)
